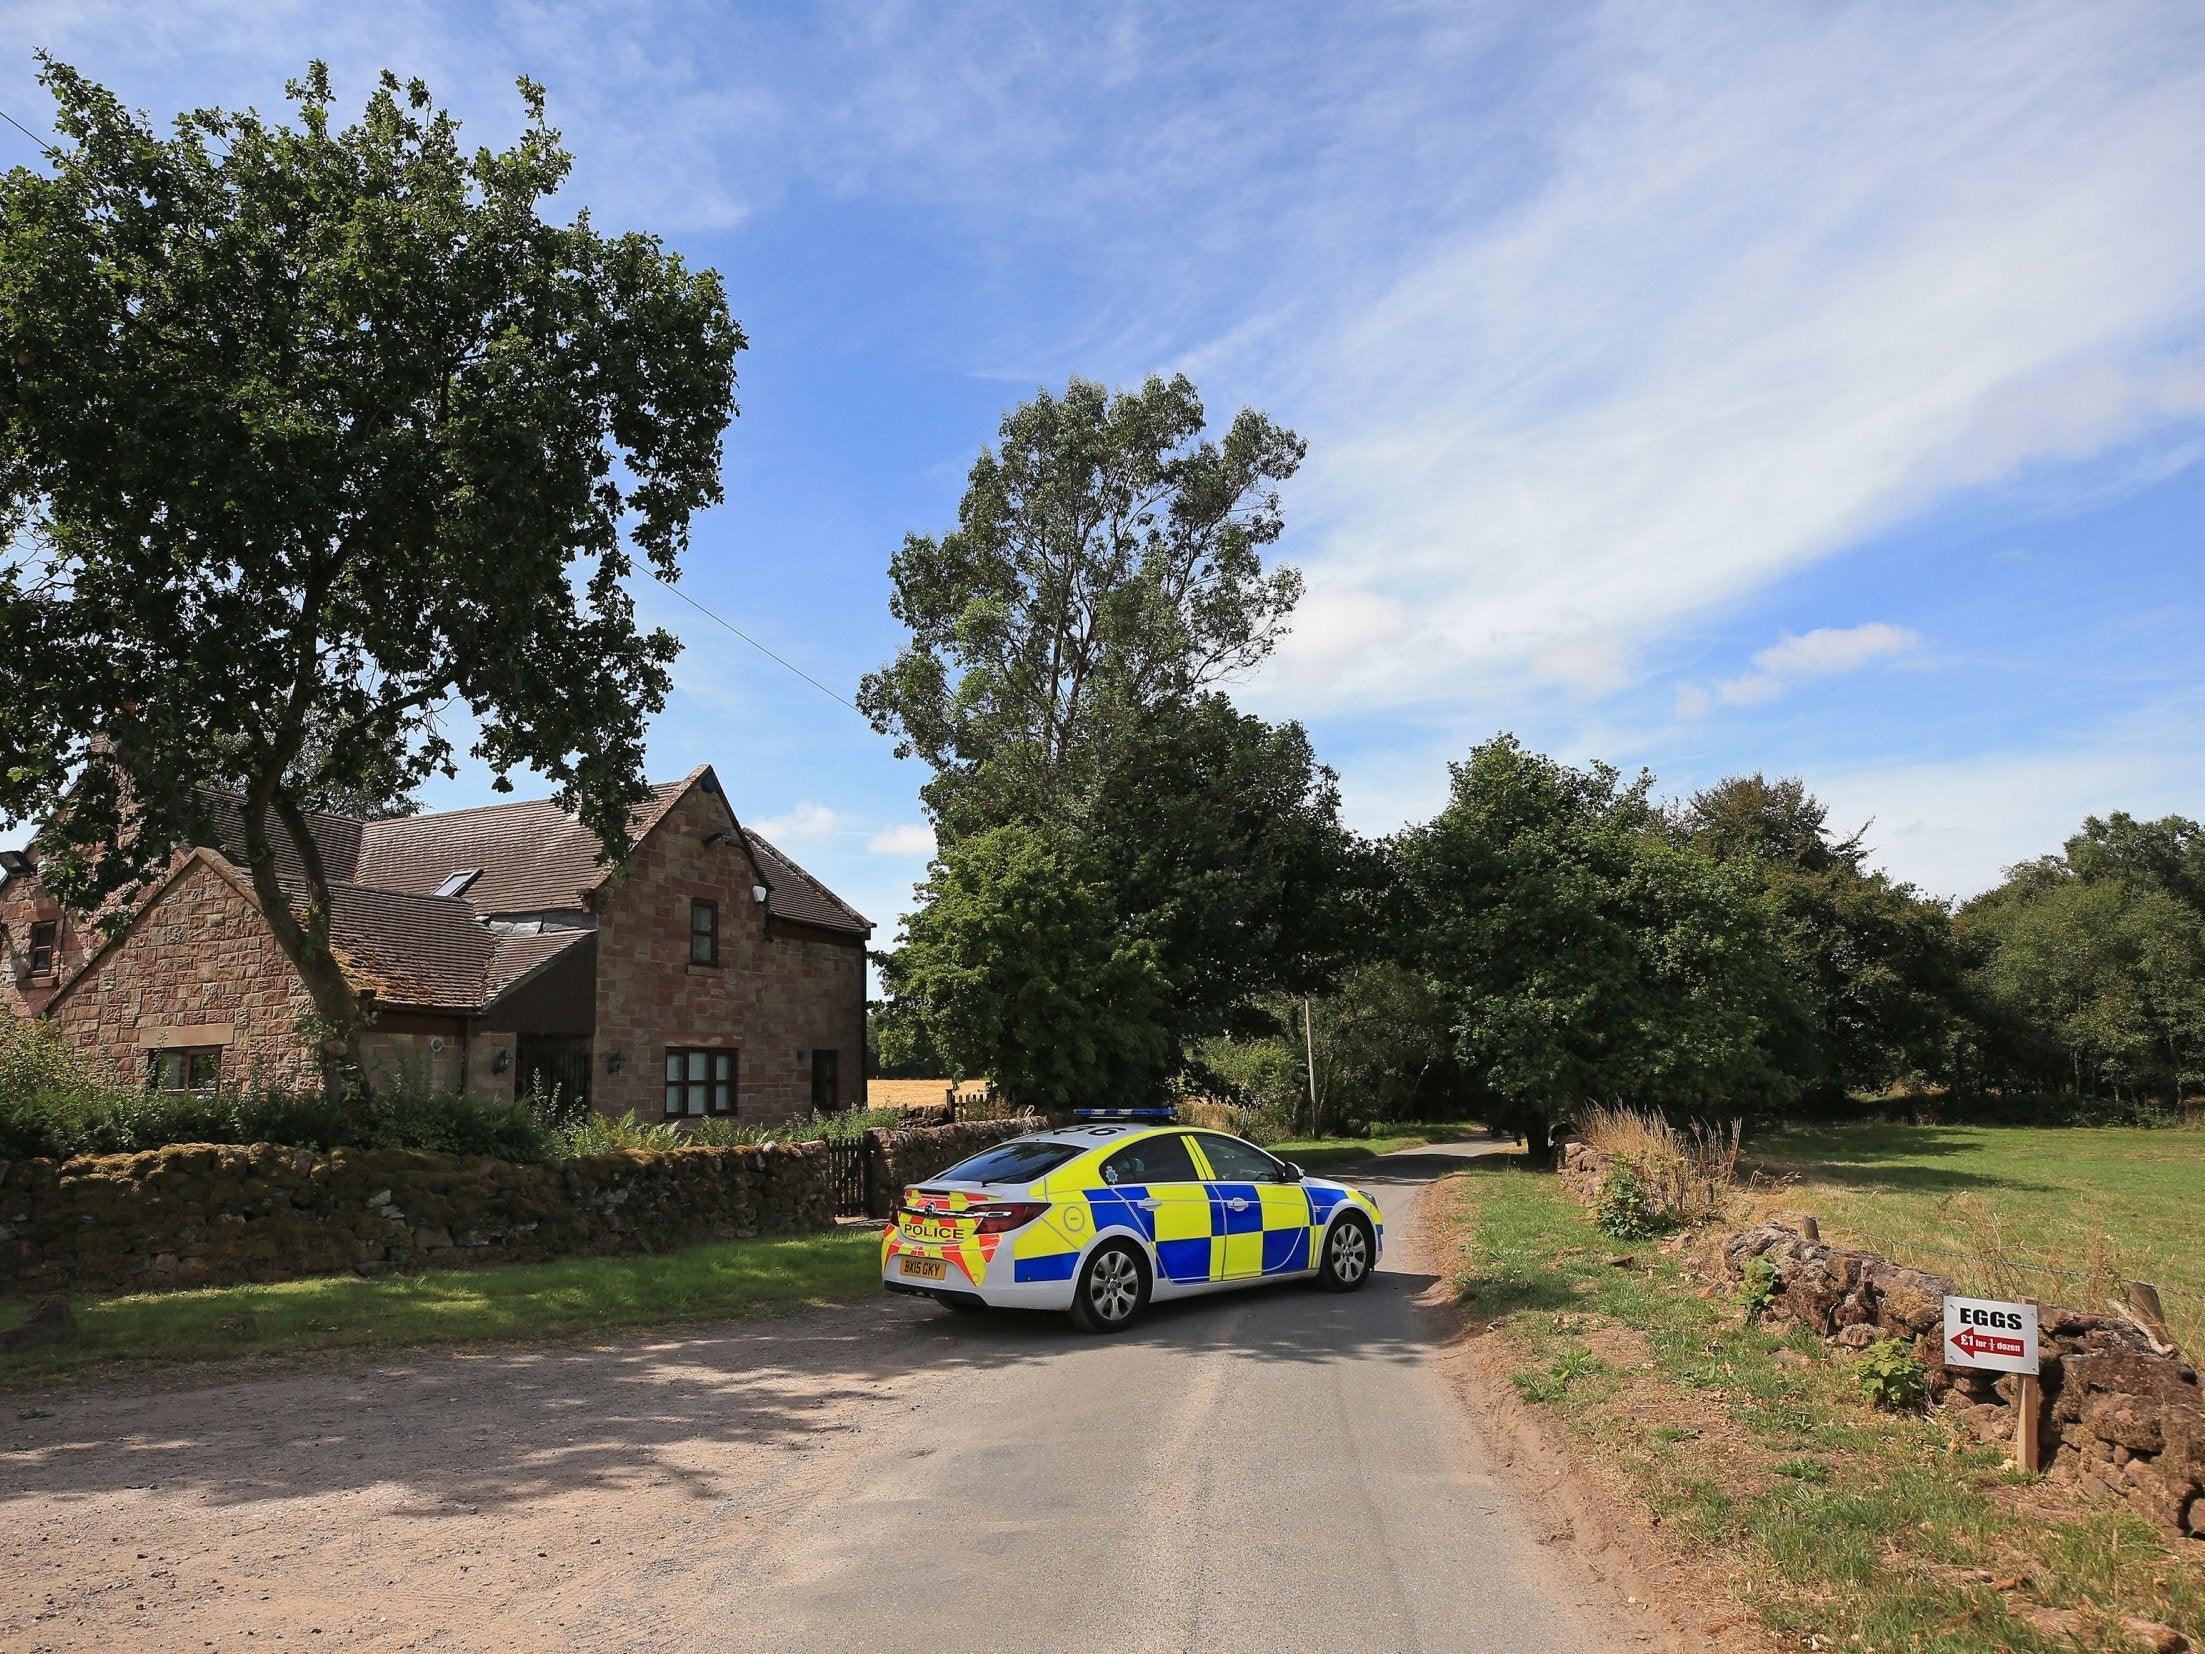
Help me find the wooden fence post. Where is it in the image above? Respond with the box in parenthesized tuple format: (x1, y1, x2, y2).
(2015, 1373, 2041, 1472)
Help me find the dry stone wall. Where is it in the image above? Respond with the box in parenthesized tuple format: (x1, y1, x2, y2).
(1550, 1140, 2201, 1539)
(1720, 1221, 2204, 1541)
(864, 1116, 1041, 1218)
(0, 1118, 1030, 1294)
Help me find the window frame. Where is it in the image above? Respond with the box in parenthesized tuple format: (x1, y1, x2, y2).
(662, 1046, 737, 1116)
(1100, 1133, 1204, 1187)
(26, 919, 57, 976)
(688, 897, 720, 966)
(1190, 1131, 1291, 1183)
(148, 1045, 222, 1094)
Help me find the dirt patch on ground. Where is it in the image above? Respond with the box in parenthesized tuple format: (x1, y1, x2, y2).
(0, 1303, 954, 1649)
(1415, 1177, 1780, 1654)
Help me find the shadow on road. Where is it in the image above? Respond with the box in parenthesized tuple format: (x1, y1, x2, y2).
(0, 1261, 1450, 1521)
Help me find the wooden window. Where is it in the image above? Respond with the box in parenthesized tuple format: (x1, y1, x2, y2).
(148, 1047, 222, 1094)
(26, 920, 57, 976)
(663, 1047, 735, 1116)
(689, 898, 719, 965)
(810, 1049, 840, 1113)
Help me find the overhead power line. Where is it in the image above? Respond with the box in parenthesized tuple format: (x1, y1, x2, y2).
(0, 103, 59, 156)
(650, 574, 862, 715)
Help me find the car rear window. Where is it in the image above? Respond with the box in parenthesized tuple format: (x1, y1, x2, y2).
(934, 1139, 1083, 1185)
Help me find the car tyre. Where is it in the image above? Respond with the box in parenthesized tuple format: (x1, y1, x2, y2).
(1068, 1240, 1150, 1334)
(1317, 1214, 1375, 1292)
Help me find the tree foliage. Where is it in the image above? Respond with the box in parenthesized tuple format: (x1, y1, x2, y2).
(1674, 774, 1963, 1099)
(1396, 737, 1801, 1150)
(0, 61, 741, 1081)
(858, 373, 1305, 840)
(867, 377, 1353, 1104)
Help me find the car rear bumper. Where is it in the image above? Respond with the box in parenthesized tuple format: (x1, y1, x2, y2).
(880, 1249, 1080, 1311)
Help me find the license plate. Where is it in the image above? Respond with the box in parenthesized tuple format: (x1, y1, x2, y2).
(901, 1256, 947, 1280)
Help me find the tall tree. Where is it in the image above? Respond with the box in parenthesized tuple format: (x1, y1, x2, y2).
(858, 373, 1305, 840)
(1675, 774, 1963, 1099)
(1398, 737, 1801, 1155)
(864, 377, 1352, 1103)
(0, 61, 742, 1086)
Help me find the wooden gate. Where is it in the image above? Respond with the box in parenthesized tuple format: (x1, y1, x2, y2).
(823, 1139, 871, 1219)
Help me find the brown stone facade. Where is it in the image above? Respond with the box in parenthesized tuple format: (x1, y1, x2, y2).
(589, 781, 867, 1125)
(0, 862, 91, 1021)
(38, 854, 319, 1092)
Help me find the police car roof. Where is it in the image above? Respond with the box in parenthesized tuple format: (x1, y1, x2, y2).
(1021, 1122, 1175, 1145)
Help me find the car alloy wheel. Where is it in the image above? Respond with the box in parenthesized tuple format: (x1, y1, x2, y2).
(1070, 1241, 1149, 1333)
(1319, 1216, 1373, 1291)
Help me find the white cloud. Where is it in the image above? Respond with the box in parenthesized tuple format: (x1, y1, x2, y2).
(1692, 622, 1921, 711)
(1257, 2, 2205, 710)
(751, 803, 847, 842)
(867, 822, 935, 857)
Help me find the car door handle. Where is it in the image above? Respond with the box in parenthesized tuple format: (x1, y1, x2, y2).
(1137, 1199, 1161, 1211)
(1227, 1197, 1251, 1212)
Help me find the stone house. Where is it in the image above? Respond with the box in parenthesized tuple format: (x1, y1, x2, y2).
(0, 766, 871, 1123)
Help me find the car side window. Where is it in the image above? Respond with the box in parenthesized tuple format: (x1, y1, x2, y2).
(1099, 1134, 1202, 1186)
(1193, 1133, 1285, 1182)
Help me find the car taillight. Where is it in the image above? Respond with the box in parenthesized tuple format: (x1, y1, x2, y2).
(968, 1202, 1050, 1235)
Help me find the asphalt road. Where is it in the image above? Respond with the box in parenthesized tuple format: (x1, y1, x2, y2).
(587, 1139, 1624, 1653)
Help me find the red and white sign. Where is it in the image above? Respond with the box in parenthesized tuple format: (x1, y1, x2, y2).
(1941, 1295, 2039, 1375)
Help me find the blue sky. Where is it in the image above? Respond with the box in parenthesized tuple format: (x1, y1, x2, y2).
(4, 1, 2202, 942)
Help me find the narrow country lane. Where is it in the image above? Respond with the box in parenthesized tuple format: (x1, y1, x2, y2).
(1, 1143, 1652, 1653)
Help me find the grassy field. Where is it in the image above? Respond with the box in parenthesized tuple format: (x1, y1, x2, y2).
(1745, 1123, 2205, 1351)
(1441, 1160, 2202, 1651)
(0, 1227, 883, 1390)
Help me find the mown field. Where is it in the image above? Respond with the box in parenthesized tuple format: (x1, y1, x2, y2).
(1744, 1123, 2205, 1351)
(1442, 1160, 2202, 1652)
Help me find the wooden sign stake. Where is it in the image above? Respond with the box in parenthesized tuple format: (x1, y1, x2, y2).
(2014, 1373, 2040, 1472)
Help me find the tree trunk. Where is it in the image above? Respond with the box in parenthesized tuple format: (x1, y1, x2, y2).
(237, 778, 368, 1105)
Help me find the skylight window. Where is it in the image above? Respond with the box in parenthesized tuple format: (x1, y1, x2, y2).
(433, 868, 483, 899)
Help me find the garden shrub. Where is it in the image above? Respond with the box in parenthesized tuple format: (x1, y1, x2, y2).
(1853, 1338, 1928, 1411)
(1595, 1158, 1666, 1239)
(1739, 1253, 1781, 1320)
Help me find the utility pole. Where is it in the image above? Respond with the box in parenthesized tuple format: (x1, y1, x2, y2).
(1303, 995, 1319, 1138)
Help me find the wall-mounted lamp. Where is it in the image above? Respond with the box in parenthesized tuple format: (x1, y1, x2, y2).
(607, 1050, 625, 1075)
(752, 884, 768, 904)
(491, 1047, 511, 1075)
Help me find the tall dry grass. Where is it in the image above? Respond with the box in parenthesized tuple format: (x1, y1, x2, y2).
(1577, 1103, 1744, 1227)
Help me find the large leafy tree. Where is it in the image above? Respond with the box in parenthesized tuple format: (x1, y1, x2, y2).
(1674, 774, 1963, 1099)
(865, 377, 1354, 1103)
(1397, 737, 1801, 1155)
(858, 372, 1305, 840)
(0, 61, 742, 1083)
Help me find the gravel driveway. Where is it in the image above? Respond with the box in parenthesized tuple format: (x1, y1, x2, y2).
(1, 1143, 1646, 1652)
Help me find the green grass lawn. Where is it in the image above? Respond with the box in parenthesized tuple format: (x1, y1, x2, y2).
(1745, 1123, 2205, 1350)
(1442, 1160, 2202, 1652)
(1267, 1122, 1479, 1173)
(0, 1227, 884, 1390)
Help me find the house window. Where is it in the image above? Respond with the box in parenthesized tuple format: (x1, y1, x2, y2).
(149, 1047, 222, 1094)
(689, 898, 719, 965)
(810, 1049, 840, 1113)
(664, 1047, 735, 1116)
(27, 920, 57, 976)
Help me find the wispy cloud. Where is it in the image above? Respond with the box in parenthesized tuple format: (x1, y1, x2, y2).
(1257, 3, 2205, 709)
(751, 802, 847, 842)
(866, 822, 935, 857)
(1680, 622, 1921, 715)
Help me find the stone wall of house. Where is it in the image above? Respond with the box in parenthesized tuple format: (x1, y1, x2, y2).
(591, 781, 867, 1125)
(0, 1118, 1027, 1294)
(1546, 1141, 2202, 1540)
(38, 856, 318, 1092)
(0, 865, 92, 1021)
(864, 1116, 1042, 1218)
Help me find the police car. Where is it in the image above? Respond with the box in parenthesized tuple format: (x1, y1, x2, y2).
(881, 1111, 1385, 1332)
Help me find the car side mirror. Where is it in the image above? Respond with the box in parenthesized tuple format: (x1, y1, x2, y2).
(1277, 1161, 1304, 1183)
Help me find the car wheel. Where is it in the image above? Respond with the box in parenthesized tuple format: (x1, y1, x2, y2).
(1068, 1241, 1150, 1334)
(1317, 1214, 1375, 1292)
